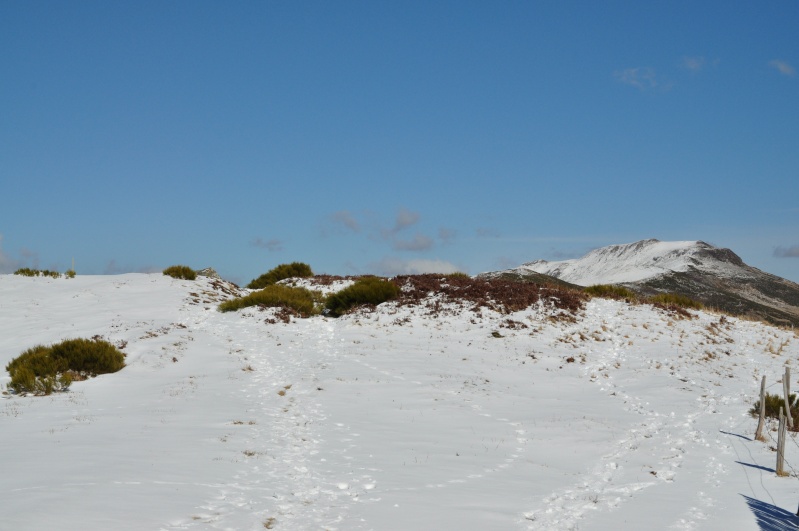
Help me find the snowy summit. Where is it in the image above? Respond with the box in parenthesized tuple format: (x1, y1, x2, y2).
(515, 239, 745, 286)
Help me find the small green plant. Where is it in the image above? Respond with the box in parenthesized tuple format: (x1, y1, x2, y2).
(584, 284, 638, 301)
(218, 284, 319, 316)
(648, 293, 703, 310)
(163, 265, 197, 280)
(324, 276, 400, 317)
(65, 269, 76, 278)
(750, 392, 799, 426)
(6, 338, 125, 396)
(247, 262, 313, 289)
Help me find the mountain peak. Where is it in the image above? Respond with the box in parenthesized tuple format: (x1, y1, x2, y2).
(517, 239, 744, 286)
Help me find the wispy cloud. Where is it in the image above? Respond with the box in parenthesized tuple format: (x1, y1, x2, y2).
(769, 59, 796, 77)
(392, 233, 434, 252)
(330, 210, 360, 232)
(476, 227, 501, 238)
(774, 245, 799, 258)
(19, 247, 39, 269)
(0, 234, 19, 273)
(390, 208, 420, 234)
(377, 208, 421, 240)
(682, 56, 705, 71)
(370, 257, 461, 276)
(104, 260, 161, 274)
(438, 227, 456, 245)
(615, 67, 659, 90)
(251, 238, 284, 252)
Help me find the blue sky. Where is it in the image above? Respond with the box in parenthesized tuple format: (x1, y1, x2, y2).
(2, 1, 797, 285)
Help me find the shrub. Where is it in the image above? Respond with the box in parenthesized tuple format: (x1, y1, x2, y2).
(392, 274, 587, 316)
(648, 293, 703, 310)
(65, 269, 76, 278)
(247, 262, 313, 289)
(6, 338, 125, 396)
(218, 284, 319, 316)
(14, 268, 59, 278)
(750, 392, 799, 426)
(325, 276, 401, 317)
(585, 284, 638, 301)
(163, 265, 197, 280)
(445, 272, 471, 279)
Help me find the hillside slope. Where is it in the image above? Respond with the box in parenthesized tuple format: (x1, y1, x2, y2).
(1, 273, 799, 530)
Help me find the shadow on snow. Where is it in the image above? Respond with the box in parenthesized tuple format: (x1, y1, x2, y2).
(720, 430, 753, 442)
(736, 461, 776, 474)
(742, 495, 799, 531)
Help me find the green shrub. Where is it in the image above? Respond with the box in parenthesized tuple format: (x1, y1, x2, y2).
(445, 272, 471, 279)
(648, 293, 703, 310)
(13, 268, 66, 279)
(65, 269, 76, 279)
(6, 338, 125, 396)
(324, 276, 400, 317)
(218, 284, 319, 316)
(163, 265, 197, 280)
(750, 392, 799, 425)
(585, 284, 638, 301)
(247, 262, 313, 289)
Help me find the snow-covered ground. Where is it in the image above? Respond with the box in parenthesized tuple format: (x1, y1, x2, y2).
(2, 273, 799, 530)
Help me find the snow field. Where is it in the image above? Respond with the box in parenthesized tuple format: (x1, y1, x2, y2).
(1, 274, 799, 530)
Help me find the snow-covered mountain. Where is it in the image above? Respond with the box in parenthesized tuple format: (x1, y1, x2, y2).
(487, 239, 799, 327)
(514, 239, 739, 285)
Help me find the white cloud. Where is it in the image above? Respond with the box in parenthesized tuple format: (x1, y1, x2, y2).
(769, 59, 796, 77)
(370, 257, 461, 276)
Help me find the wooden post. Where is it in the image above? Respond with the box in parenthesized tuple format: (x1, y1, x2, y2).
(785, 368, 794, 430)
(755, 375, 767, 442)
(777, 407, 786, 476)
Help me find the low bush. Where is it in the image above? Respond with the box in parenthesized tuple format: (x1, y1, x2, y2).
(65, 269, 76, 278)
(247, 262, 313, 289)
(648, 293, 703, 310)
(445, 272, 471, 279)
(218, 284, 319, 316)
(14, 268, 61, 278)
(393, 274, 587, 316)
(585, 284, 638, 301)
(750, 392, 799, 426)
(325, 276, 401, 317)
(6, 338, 125, 396)
(163, 265, 197, 280)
